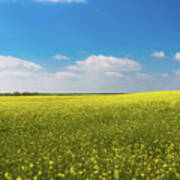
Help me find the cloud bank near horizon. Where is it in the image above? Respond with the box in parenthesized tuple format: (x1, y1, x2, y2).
(0, 53, 180, 93)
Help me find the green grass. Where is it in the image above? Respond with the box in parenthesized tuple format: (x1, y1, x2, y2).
(0, 91, 180, 180)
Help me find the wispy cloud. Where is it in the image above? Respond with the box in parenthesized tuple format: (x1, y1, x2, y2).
(105, 72, 124, 78)
(151, 51, 165, 58)
(0, 55, 42, 70)
(175, 69, 180, 75)
(56, 71, 79, 79)
(0, 70, 33, 77)
(174, 52, 180, 60)
(0, 55, 42, 77)
(52, 54, 70, 60)
(160, 73, 169, 78)
(136, 73, 151, 79)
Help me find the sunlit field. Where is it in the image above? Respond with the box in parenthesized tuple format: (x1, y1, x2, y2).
(0, 91, 180, 180)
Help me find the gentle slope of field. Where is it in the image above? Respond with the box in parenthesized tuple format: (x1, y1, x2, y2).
(0, 91, 180, 179)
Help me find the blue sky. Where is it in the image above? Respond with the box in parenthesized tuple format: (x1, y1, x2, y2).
(0, 0, 180, 92)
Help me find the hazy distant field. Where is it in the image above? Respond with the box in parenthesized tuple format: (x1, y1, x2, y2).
(0, 92, 179, 180)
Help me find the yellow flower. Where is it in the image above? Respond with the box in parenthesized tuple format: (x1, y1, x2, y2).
(49, 161, 53, 165)
(38, 171, 42, 175)
(94, 170, 99, 174)
(147, 167, 151, 172)
(16, 177, 22, 180)
(175, 173, 180, 178)
(115, 165, 119, 169)
(114, 169, 119, 179)
(94, 164, 99, 170)
(4, 172, 11, 180)
(70, 166, 76, 175)
(154, 159, 159, 164)
(78, 170, 83, 175)
(91, 157, 96, 162)
(58, 173, 65, 178)
(30, 163, 34, 168)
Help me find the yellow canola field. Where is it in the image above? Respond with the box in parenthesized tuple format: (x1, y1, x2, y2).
(0, 91, 180, 180)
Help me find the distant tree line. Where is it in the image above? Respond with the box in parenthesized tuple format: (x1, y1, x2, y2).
(0, 91, 126, 96)
(0, 92, 82, 96)
(0, 92, 41, 96)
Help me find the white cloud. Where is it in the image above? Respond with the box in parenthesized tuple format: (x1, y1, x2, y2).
(0, 70, 32, 77)
(174, 52, 180, 60)
(68, 55, 141, 72)
(1, 54, 180, 93)
(0, 55, 42, 78)
(160, 73, 169, 78)
(136, 73, 151, 79)
(0, 55, 42, 70)
(151, 51, 165, 58)
(175, 69, 180, 75)
(1, 71, 179, 93)
(56, 71, 79, 79)
(35, 0, 85, 3)
(105, 72, 124, 78)
(52, 54, 70, 60)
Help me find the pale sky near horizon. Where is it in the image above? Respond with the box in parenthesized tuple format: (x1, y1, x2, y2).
(0, 0, 180, 93)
